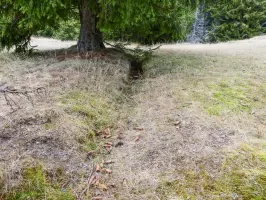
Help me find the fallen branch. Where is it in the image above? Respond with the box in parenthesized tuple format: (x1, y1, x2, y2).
(0, 86, 46, 110)
(79, 164, 98, 199)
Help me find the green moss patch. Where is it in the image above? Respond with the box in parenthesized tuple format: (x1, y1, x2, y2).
(157, 144, 266, 200)
(62, 91, 118, 131)
(3, 165, 74, 200)
(194, 80, 266, 115)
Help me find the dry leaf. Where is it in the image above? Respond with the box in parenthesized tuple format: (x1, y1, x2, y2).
(174, 121, 181, 126)
(108, 147, 113, 152)
(103, 135, 112, 139)
(108, 183, 116, 188)
(95, 178, 100, 185)
(104, 142, 113, 148)
(98, 128, 111, 136)
(88, 174, 98, 186)
(98, 183, 108, 190)
(92, 196, 103, 200)
(103, 168, 113, 174)
(134, 127, 144, 131)
(106, 128, 111, 135)
(96, 164, 101, 172)
(104, 160, 115, 164)
(134, 135, 140, 142)
(105, 146, 112, 152)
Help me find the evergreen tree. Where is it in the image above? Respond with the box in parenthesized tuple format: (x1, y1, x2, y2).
(0, 0, 197, 52)
(207, 0, 266, 42)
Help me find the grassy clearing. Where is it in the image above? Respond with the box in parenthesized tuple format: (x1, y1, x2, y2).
(1, 39, 266, 199)
(157, 144, 266, 200)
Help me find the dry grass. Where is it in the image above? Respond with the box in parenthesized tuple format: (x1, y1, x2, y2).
(0, 52, 130, 199)
(1, 36, 266, 199)
(107, 39, 266, 199)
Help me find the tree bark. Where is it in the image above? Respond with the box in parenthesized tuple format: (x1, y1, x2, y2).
(77, 0, 104, 52)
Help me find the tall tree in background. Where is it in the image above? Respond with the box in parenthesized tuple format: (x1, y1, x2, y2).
(207, 0, 266, 42)
(0, 0, 197, 52)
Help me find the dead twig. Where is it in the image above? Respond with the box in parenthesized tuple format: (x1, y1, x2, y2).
(79, 164, 98, 198)
(0, 86, 47, 110)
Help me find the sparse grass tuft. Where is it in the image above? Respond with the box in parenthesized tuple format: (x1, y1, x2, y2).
(2, 165, 74, 200)
(157, 144, 266, 200)
(62, 90, 117, 131)
(59, 89, 120, 153)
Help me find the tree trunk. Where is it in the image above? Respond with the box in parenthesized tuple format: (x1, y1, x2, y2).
(77, 0, 104, 52)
